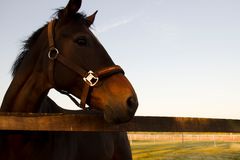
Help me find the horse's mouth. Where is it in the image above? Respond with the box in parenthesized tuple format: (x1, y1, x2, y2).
(81, 108, 131, 125)
(101, 105, 135, 124)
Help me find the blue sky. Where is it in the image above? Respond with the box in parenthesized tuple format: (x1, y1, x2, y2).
(1, 0, 240, 119)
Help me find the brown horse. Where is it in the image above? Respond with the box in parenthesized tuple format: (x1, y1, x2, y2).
(0, 0, 138, 159)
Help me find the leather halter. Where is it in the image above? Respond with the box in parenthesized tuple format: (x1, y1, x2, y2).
(47, 19, 124, 109)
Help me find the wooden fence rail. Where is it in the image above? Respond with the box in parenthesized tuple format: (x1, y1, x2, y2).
(0, 112, 240, 132)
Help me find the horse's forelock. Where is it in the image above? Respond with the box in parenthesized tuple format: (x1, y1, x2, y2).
(55, 8, 88, 24)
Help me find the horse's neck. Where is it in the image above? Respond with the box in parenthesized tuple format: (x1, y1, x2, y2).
(39, 96, 66, 113)
(1, 71, 51, 112)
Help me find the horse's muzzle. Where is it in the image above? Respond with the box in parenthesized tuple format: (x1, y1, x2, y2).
(89, 73, 138, 124)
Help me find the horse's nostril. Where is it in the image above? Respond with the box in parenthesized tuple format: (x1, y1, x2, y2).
(127, 96, 138, 111)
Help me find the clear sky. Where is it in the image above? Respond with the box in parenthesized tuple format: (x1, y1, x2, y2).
(0, 0, 240, 119)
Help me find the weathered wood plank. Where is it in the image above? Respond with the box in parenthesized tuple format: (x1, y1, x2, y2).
(0, 113, 240, 132)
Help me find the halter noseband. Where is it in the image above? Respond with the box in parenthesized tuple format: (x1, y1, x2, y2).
(47, 19, 124, 109)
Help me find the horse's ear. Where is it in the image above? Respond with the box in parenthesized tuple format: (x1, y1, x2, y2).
(86, 11, 98, 26)
(62, 0, 82, 18)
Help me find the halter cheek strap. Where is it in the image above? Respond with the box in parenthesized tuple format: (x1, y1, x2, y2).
(47, 19, 124, 109)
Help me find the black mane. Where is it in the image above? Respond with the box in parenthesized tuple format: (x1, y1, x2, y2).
(11, 9, 88, 76)
(11, 26, 46, 76)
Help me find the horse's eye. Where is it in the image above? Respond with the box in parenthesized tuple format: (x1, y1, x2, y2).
(75, 38, 88, 46)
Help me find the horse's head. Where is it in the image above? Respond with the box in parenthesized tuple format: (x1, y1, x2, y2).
(47, 0, 138, 123)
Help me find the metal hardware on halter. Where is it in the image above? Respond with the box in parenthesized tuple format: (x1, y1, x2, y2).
(48, 47, 59, 60)
(83, 71, 99, 87)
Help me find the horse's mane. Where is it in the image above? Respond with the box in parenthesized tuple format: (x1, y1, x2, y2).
(11, 26, 46, 76)
(11, 9, 87, 76)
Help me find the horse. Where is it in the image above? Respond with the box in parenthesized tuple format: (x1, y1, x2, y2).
(0, 0, 138, 159)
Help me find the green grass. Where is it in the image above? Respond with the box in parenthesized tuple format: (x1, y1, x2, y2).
(131, 140, 240, 160)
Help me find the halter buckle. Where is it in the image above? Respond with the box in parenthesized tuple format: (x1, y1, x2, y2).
(83, 71, 99, 87)
(48, 48, 59, 60)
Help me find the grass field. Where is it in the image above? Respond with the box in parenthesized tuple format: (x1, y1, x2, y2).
(129, 133, 240, 160)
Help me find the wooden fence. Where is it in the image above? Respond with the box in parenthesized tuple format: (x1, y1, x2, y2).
(1, 112, 240, 132)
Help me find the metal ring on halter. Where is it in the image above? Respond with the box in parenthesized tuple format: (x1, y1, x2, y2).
(48, 48, 59, 60)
